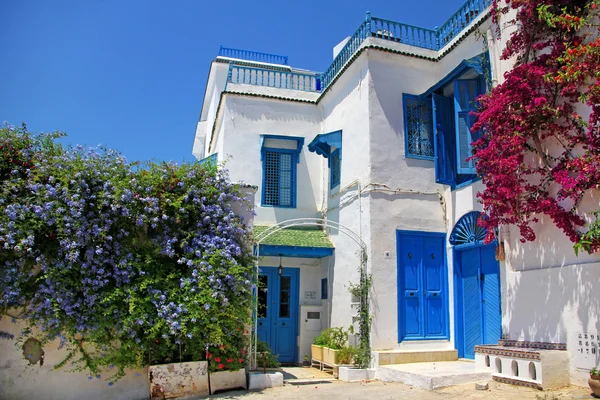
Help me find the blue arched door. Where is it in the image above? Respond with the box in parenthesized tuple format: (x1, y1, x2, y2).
(451, 212, 501, 359)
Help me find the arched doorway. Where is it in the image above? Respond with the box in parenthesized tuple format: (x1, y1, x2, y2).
(451, 211, 501, 359)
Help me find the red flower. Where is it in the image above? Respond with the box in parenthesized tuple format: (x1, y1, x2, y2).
(241, 349, 246, 355)
(239, 358, 244, 363)
(218, 364, 224, 369)
(207, 353, 213, 359)
(227, 358, 233, 363)
(214, 357, 221, 363)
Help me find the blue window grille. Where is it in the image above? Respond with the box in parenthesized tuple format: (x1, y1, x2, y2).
(262, 148, 296, 207)
(330, 148, 341, 189)
(321, 278, 328, 300)
(403, 94, 434, 159)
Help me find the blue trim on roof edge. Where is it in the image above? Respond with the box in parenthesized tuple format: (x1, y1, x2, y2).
(257, 244, 334, 258)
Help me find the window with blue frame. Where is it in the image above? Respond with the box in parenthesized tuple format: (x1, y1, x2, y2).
(403, 94, 434, 159)
(321, 278, 328, 300)
(262, 149, 296, 207)
(329, 148, 341, 189)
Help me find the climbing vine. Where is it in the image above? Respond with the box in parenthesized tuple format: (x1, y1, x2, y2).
(348, 249, 371, 369)
(472, 0, 600, 253)
(0, 123, 255, 382)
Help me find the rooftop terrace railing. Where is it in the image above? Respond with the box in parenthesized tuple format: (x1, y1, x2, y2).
(226, 64, 321, 93)
(220, 0, 492, 93)
(218, 46, 289, 65)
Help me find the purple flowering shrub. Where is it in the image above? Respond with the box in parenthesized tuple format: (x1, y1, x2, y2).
(0, 123, 255, 381)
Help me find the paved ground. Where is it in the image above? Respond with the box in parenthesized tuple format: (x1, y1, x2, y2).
(210, 379, 593, 399)
(205, 366, 594, 399)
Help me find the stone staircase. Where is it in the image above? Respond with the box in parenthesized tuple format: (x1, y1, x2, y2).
(474, 340, 570, 390)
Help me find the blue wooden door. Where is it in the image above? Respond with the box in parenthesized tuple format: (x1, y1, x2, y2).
(457, 244, 501, 358)
(256, 267, 299, 363)
(397, 231, 447, 342)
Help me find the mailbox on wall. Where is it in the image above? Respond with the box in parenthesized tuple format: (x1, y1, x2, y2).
(305, 310, 321, 331)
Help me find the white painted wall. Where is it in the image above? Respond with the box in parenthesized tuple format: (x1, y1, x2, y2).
(0, 320, 148, 400)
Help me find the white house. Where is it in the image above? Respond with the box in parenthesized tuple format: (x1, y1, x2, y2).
(193, 0, 600, 388)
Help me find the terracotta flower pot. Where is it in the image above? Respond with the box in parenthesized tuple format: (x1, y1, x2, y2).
(589, 376, 600, 397)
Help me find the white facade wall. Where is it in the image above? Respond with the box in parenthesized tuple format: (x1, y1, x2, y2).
(195, 6, 599, 386)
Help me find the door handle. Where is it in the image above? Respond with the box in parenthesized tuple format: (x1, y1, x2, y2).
(410, 292, 415, 296)
(433, 292, 438, 297)
(259, 322, 263, 326)
(282, 322, 286, 326)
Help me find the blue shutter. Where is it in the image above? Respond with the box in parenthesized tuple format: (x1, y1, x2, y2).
(432, 94, 456, 185)
(330, 148, 341, 189)
(321, 278, 328, 299)
(454, 80, 481, 175)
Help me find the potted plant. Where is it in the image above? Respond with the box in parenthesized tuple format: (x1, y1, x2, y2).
(311, 331, 328, 362)
(322, 327, 347, 365)
(207, 338, 248, 395)
(589, 367, 600, 396)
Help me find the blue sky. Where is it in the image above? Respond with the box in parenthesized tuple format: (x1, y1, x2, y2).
(1, 0, 466, 163)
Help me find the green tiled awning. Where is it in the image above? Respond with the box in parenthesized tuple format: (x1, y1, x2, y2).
(254, 225, 334, 258)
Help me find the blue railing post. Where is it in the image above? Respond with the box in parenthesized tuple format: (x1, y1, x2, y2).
(365, 11, 372, 35)
(434, 26, 440, 50)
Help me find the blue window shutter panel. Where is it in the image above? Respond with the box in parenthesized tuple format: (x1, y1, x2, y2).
(330, 148, 341, 189)
(454, 80, 481, 175)
(403, 94, 434, 159)
(321, 278, 328, 299)
(432, 94, 456, 185)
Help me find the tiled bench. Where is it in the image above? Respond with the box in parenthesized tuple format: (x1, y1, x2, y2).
(475, 341, 569, 390)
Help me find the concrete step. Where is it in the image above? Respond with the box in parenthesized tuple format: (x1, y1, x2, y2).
(373, 349, 458, 366)
(377, 361, 491, 390)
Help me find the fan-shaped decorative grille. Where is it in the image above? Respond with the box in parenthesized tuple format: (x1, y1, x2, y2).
(449, 211, 487, 245)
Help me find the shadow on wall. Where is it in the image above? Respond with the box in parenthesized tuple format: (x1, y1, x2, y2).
(504, 261, 600, 352)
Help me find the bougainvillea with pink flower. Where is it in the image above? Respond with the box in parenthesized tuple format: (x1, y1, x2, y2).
(0, 123, 254, 382)
(472, 0, 600, 254)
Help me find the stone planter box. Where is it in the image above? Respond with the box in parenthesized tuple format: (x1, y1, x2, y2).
(338, 366, 376, 382)
(149, 361, 209, 399)
(322, 347, 339, 365)
(209, 369, 247, 395)
(248, 371, 284, 390)
(311, 345, 323, 361)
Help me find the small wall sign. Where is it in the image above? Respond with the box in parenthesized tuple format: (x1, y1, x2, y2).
(304, 291, 316, 300)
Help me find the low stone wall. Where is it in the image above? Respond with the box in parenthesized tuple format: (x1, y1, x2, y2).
(0, 319, 149, 400)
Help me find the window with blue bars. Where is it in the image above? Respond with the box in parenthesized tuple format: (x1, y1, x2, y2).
(321, 278, 328, 300)
(262, 149, 296, 207)
(330, 148, 341, 189)
(403, 94, 434, 159)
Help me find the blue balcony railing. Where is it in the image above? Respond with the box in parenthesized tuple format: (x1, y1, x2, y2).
(220, 0, 491, 94)
(226, 64, 321, 92)
(218, 46, 289, 65)
(438, 0, 491, 48)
